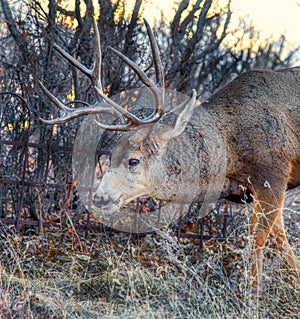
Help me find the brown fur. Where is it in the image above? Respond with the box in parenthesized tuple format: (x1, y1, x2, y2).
(95, 67, 300, 289)
(207, 67, 300, 287)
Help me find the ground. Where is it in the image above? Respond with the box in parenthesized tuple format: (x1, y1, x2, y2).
(0, 189, 299, 319)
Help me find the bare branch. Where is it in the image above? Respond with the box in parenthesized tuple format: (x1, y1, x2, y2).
(0, 0, 30, 63)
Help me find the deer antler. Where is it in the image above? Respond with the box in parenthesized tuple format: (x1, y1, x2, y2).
(40, 19, 164, 131)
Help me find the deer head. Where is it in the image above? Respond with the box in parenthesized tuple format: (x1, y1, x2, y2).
(40, 19, 200, 215)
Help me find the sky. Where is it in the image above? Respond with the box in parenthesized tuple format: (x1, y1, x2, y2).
(140, 0, 300, 56)
(230, 0, 300, 45)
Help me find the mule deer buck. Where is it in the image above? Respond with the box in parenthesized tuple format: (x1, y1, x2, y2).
(40, 20, 300, 289)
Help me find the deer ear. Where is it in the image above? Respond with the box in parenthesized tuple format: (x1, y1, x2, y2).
(161, 89, 196, 140)
(144, 90, 196, 156)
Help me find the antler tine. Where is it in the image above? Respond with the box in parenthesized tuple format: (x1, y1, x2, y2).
(39, 80, 72, 113)
(93, 117, 137, 131)
(53, 44, 95, 86)
(92, 18, 103, 91)
(52, 19, 102, 89)
(94, 85, 147, 125)
(109, 46, 163, 121)
(109, 47, 155, 88)
(39, 80, 115, 124)
(143, 18, 164, 88)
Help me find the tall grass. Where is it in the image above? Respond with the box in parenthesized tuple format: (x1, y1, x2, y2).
(0, 203, 299, 318)
(0, 188, 300, 319)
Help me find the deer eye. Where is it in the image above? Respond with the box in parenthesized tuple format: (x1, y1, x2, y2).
(128, 158, 140, 167)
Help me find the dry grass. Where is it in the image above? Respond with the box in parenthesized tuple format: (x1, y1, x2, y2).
(0, 199, 299, 319)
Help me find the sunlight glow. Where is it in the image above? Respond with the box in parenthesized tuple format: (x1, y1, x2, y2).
(129, 0, 300, 46)
(55, 0, 300, 63)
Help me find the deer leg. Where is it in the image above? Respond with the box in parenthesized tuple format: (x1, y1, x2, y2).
(270, 214, 300, 275)
(249, 202, 274, 288)
(248, 182, 287, 289)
